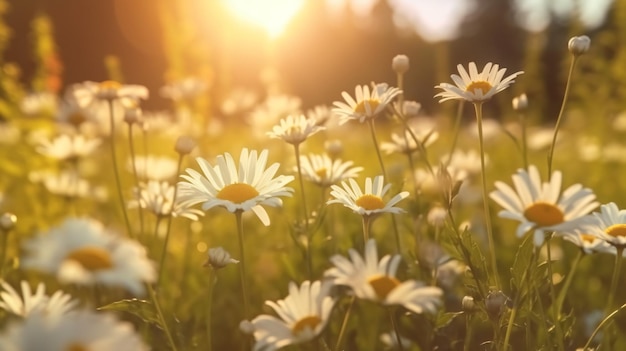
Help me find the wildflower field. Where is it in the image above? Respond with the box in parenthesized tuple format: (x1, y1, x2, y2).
(1, 1, 626, 350)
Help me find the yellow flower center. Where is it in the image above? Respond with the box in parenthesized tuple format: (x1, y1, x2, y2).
(66, 344, 89, 351)
(292, 315, 322, 336)
(523, 202, 564, 226)
(354, 99, 380, 115)
(465, 81, 493, 95)
(65, 247, 113, 272)
(217, 183, 259, 204)
(99, 80, 121, 90)
(605, 224, 626, 238)
(368, 275, 400, 300)
(355, 194, 385, 211)
(580, 234, 598, 243)
(315, 167, 327, 179)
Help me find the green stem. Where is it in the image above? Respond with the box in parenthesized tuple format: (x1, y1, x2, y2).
(147, 283, 179, 351)
(464, 314, 473, 351)
(235, 211, 250, 318)
(547, 57, 578, 176)
(334, 296, 355, 351)
(519, 112, 529, 169)
(206, 268, 216, 351)
(107, 100, 134, 239)
(367, 119, 402, 254)
(605, 247, 624, 315)
(503, 305, 518, 351)
(473, 102, 500, 289)
(128, 123, 145, 240)
(545, 236, 565, 351)
(362, 216, 372, 246)
(294, 144, 312, 279)
(446, 100, 465, 167)
(555, 249, 584, 317)
(388, 308, 405, 351)
(157, 154, 184, 287)
(583, 303, 626, 350)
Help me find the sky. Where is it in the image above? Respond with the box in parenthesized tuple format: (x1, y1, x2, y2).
(324, 0, 614, 41)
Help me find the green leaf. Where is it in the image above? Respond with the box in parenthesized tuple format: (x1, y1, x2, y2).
(510, 232, 535, 301)
(435, 312, 464, 329)
(98, 298, 162, 327)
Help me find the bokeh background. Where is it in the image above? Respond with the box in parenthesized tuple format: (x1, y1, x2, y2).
(2, 0, 618, 117)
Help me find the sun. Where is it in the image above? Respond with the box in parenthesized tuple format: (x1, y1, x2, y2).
(222, 0, 305, 38)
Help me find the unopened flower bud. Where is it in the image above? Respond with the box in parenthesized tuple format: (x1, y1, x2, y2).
(0, 213, 16, 231)
(204, 247, 238, 269)
(485, 290, 510, 320)
(175, 135, 196, 155)
(462, 296, 476, 312)
(124, 107, 142, 125)
(402, 101, 421, 118)
(392, 55, 410, 74)
(512, 93, 528, 111)
(568, 35, 591, 56)
(324, 139, 343, 159)
(427, 206, 447, 228)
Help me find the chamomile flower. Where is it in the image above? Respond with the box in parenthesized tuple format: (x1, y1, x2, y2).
(579, 202, 626, 248)
(435, 62, 523, 103)
(327, 176, 409, 218)
(70, 80, 148, 107)
(177, 148, 295, 226)
(130, 155, 179, 181)
(489, 165, 598, 246)
(380, 127, 439, 155)
(248, 280, 336, 351)
(325, 239, 442, 314)
(0, 309, 148, 351)
(0, 280, 77, 317)
(21, 217, 156, 296)
(159, 76, 209, 101)
(562, 231, 615, 255)
(267, 114, 325, 145)
(298, 153, 363, 187)
(332, 83, 402, 124)
(41, 171, 93, 199)
(128, 180, 204, 220)
(36, 134, 101, 161)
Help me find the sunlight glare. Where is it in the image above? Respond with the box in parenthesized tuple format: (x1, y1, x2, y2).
(222, 0, 305, 38)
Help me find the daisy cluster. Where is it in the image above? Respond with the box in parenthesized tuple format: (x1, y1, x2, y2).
(0, 30, 624, 351)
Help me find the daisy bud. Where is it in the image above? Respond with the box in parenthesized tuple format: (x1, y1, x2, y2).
(0, 213, 16, 231)
(204, 247, 238, 269)
(175, 135, 196, 155)
(427, 206, 447, 228)
(402, 101, 421, 118)
(568, 35, 591, 56)
(392, 54, 410, 74)
(485, 290, 510, 320)
(124, 106, 143, 125)
(512, 93, 528, 111)
(324, 139, 343, 159)
(462, 296, 477, 312)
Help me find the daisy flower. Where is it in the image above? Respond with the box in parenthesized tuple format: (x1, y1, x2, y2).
(267, 114, 325, 145)
(40, 171, 94, 199)
(129, 155, 179, 181)
(70, 80, 148, 107)
(20, 92, 58, 116)
(0, 280, 77, 317)
(159, 76, 209, 101)
(332, 83, 402, 124)
(562, 231, 616, 255)
(489, 165, 598, 246)
(248, 280, 336, 351)
(435, 62, 523, 103)
(325, 239, 442, 314)
(0, 309, 148, 351)
(36, 134, 101, 161)
(21, 217, 155, 296)
(298, 153, 363, 187)
(380, 127, 439, 155)
(128, 180, 204, 220)
(579, 202, 626, 248)
(327, 175, 409, 218)
(177, 148, 295, 226)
